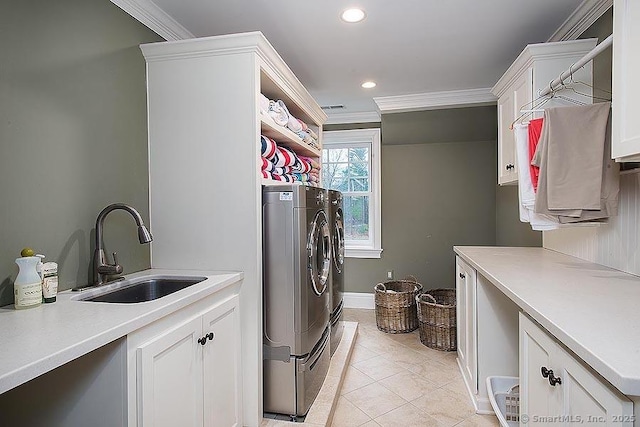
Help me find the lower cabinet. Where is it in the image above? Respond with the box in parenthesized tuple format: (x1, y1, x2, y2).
(519, 313, 633, 426)
(128, 292, 242, 427)
(456, 256, 477, 394)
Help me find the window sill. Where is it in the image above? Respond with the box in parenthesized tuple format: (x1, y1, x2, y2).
(345, 247, 383, 259)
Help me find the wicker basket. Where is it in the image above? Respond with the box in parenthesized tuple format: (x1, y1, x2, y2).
(374, 276, 423, 333)
(416, 289, 457, 351)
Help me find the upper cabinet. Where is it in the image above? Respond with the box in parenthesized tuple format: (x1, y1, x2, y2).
(491, 39, 597, 185)
(612, 0, 640, 161)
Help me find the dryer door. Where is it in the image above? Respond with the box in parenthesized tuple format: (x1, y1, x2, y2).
(308, 210, 331, 296)
(332, 209, 345, 273)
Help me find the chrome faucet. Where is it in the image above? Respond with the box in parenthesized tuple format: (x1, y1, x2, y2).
(93, 203, 153, 285)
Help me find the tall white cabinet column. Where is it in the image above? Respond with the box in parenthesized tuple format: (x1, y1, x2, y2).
(140, 32, 326, 426)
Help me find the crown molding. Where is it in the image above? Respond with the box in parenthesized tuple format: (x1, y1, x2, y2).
(374, 88, 497, 114)
(324, 111, 381, 125)
(548, 0, 612, 42)
(140, 32, 326, 125)
(110, 0, 194, 41)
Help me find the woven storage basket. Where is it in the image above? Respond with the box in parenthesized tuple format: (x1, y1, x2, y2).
(374, 276, 423, 333)
(416, 289, 457, 351)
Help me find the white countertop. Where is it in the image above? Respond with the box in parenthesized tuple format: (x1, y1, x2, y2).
(454, 246, 640, 396)
(0, 268, 243, 395)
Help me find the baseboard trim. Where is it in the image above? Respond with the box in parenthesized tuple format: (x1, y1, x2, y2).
(343, 292, 375, 309)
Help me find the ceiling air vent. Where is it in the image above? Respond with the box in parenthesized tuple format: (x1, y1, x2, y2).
(321, 105, 345, 110)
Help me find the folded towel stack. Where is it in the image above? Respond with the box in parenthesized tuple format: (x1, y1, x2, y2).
(260, 93, 320, 151)
(259, 135, 321, 186)
(515, 102, 619, 230)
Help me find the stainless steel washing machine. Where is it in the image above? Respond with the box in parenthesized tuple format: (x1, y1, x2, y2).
(262, 184, 331, 418)
(328, 189, 345, 356)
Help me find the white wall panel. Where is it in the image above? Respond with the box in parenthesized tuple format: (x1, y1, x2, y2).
(543, 170, 640, 276)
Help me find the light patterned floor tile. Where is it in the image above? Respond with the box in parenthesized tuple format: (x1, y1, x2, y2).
(343, 382, 408, 419)
(350, 344, 379, 365)
(407, 357, 463, 386)
(359, 421, 381, 427)
(410, 387, 476, 427)
(442, 376, 469, 399)
(352, 355, 407, 381)
(330, 396, 372, 427)
(453, 414, 501, 426)
(374, 403, 442, 427)
(378, 370, 438, 401)
(340, 366, 377, 394)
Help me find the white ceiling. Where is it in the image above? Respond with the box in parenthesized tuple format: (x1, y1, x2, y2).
(142, 0, 591, 118)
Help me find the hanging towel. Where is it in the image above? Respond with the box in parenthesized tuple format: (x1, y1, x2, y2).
(534, 103, 610, 211)
(528, 118, 543, 192)
(514, 124, 559, 231)
(532, 103, 619, 222)
(557, 115, 619, 223)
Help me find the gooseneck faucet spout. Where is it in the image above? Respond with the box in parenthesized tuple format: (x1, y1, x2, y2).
(93, 203, 153, 286)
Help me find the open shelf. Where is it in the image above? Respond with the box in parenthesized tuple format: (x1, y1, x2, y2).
(260, 116, 321, 158)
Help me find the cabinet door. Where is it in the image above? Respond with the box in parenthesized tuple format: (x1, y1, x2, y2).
(497, 92, 517, 185)
(612, 0, 640, 161)
(557, 347, 633, 426)
(137, 317, 204, 427)
(456, 257, 477, 393)
(202, 295, 242, 427)
(519, 313, 562, 426)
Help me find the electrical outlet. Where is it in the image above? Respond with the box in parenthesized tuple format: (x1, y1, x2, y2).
(387, 270, 393, 279)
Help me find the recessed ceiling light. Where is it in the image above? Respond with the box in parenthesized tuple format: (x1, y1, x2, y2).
(341, 8, 366, 23)
(361, 81, 376, 89)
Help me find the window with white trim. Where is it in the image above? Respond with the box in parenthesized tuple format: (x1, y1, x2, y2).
(322, 128, 382, 258)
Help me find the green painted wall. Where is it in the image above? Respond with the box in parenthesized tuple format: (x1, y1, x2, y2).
(0, 0, 162, 306)
(345, 139, 497, 293)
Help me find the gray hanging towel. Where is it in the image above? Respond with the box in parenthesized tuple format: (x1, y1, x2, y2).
(532, 103, 617, 221)
(546, 103, 611, 210)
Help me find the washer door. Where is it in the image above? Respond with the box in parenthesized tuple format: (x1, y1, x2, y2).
(332, 209, 345, 273)
(308, 210, 331, 296)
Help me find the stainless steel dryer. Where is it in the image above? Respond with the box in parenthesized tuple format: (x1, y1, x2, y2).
(328, 189, 345, 356)
(262, 184, 331, 418)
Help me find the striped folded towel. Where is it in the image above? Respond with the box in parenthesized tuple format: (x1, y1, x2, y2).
(261, 157, 274, 172)
(274, 146, 298, 167)
(291, 157, 311, 173)
(261, 135, 278, 160)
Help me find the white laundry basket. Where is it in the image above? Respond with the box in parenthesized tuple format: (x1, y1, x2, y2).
(486, 376, 519, 427)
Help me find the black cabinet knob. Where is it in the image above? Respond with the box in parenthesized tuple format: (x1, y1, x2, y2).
(549, 375, 562, 386)
(506, 164, 515, 171)
(459, 272, 466, 279)
(207, 332, 215, 341)
(198, 336, 207, 345)
(541, 366, 561, 386)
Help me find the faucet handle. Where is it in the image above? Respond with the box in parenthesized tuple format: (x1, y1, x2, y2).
(112, 252, 123, 274)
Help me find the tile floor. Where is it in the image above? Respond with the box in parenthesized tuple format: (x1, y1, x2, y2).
(332, 308, 500, 427)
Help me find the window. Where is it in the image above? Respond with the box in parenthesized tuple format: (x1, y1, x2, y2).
(322, 128, 382, 258)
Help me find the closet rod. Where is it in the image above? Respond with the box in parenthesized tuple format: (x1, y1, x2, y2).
(539, 34, 613, 98)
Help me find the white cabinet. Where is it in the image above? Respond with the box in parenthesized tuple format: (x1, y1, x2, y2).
(129, 290, 242, 427)
(137, 316, 204, 427)
(455, 257, 521, 414)
(140, 32, 326, 425)
(612, 0, 640, 161)
(456, 256, 477, 394)
(492, 39, 597, 185)
(520, 313, 632, 426)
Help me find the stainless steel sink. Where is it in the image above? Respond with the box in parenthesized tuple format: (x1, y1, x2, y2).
(79, 276, 206, 303)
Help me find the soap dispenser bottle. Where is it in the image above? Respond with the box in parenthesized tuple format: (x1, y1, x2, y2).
(14, 256, 43, 309)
